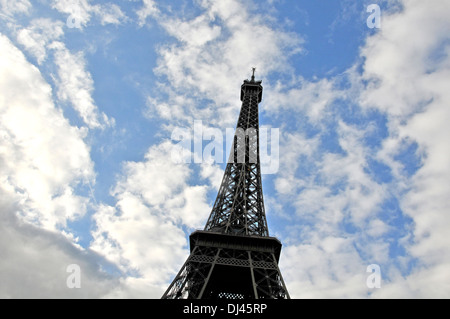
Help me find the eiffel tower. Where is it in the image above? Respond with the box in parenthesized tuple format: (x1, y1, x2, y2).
(162, 69, 289, 299)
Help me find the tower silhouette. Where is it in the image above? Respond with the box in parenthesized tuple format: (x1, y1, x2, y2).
(162, 70, 289, 299)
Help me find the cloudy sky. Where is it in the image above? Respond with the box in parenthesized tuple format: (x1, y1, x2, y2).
(1, 0, 449, 298)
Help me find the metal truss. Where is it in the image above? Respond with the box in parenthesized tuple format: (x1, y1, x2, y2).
(162, 72, 289, 299)
(204, 78, 268, 236)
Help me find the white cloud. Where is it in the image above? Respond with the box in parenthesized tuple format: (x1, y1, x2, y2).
(199, 160, 223, 191)
(50, 0, 127, 28)
(92, 3, 128, 26)
(14, 17, 114, 130)
(150, 0, 304, 128)
(0, 34, 119, 298)
(0, 34, 95, 230)
(357, 0, 450, 297)
(274, 132, 318, 196)
(49, 41, 114, 129)
(16, 18, 64, 64)
(136, 0, 160, 27)
(51, 0, 92, 28)
(365, 218, 390, 238)
(113, 141, 191, 209)
(91, 198, 188, 283)
(144, 94, 203, 124)
(0, 220, 116, 298)
(0, 192, 118, 298)
(281, 238, 368, 298)
(260, 97, 390, 298)
(90, 141, 212, 297)
(281, 0, 450, 298)
(276, 122, 386, 226)
(0, 0, 31, 17)
(264, 76, 344, 123)
(161, 14, 221, 47)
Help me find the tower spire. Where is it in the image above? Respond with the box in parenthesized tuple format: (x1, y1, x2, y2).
(162, 72, 289, 300)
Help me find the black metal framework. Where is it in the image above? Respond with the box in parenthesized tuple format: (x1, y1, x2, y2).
(162, 71, 289, 299)
(204, 73, 267, 237)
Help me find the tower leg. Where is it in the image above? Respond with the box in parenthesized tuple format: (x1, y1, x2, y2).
(197, 249, 221, 299)
(161, 246, 216, 299)
(248, 251, 259, 299)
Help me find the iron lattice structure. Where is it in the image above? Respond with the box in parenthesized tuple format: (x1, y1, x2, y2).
(162, 71, 289, 299)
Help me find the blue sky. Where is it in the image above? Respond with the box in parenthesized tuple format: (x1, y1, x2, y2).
(0, 0, 449, 298)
